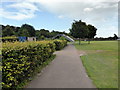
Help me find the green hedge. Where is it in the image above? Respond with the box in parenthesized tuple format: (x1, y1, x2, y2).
(1, 36, 18, 42)
(53, 40, 67, 50)
(2, 40, 67, 88)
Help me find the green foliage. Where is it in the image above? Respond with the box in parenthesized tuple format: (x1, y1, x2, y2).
(87, 24, 97, 44)
(2, 40, 67, 88)
(1, 24, 70, 41)
(2, 25, 20, 37)
(2, 36, 18, 39)
(53, 40, 67, 50)
(39, 35, 45, 40)
(2, 36, 18, 42)
(18, 24, 35, 37)
(87, 24, 97, 38)
(59, 36, 67, 40)
(70, 20, 97, 44)
(70, 20, 89, 44)
(2, 25, 15, 37)
(70, 20, 89, 39)
(35, 29, 69, 39)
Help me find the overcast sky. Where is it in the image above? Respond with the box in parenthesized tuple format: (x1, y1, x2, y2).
(0, 0, 119, 37)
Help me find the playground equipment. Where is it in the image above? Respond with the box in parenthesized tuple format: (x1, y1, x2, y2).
(52, 34, 74, 42)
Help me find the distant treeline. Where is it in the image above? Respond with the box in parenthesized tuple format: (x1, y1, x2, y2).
(1, 24, 69, 40)
(0, 24, 118, 41)
(94, 35, 118, 41)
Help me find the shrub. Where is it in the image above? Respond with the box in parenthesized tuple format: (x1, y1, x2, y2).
(2, 40, 67, 88)
(53, 40, 67, 50)
(1, 36, 18, 42)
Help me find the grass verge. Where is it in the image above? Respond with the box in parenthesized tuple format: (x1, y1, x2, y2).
(74, 41, 118, 88)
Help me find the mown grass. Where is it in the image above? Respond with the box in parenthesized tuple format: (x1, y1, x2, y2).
(74, 41, 118, 88)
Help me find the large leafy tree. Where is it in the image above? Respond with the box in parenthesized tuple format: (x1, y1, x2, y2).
(113, 34, 118, 40)
(39, 29, 50, 38)
(87, 24, 97, 44)
(19, 24, 35, 37)
(2, 25, 15, 37)
(50, 30, 63, 38)
(14, 27, 20, 36)
(2, 25, 20, 37)
(70, 20, 89, 44)
(35, 29, 50, 40)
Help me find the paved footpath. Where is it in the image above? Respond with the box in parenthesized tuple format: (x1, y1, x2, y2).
(26, 44, 96, 88)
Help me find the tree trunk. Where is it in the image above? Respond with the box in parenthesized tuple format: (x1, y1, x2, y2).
(88, 39, 90, 44)
(79, 38, 81, 45)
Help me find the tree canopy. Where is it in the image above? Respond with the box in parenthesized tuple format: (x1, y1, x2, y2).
(18, 24, 35, 37)
(87, 24, 97, 44)
(87, 24, 97, 38)
(2, 25, 15, 37)
(113, 34, 118, 40)
(1, 24, 69, 40)
(70, 20, 88, 38)
(70, 20, 97, 44)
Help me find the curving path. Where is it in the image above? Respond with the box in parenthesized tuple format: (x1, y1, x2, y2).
(26, 44, 96, 88)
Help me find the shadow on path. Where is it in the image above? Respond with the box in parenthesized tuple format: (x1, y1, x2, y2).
(26, 44, 96, 88)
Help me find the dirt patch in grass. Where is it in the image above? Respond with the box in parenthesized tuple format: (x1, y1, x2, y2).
(96, 50, 104, 53)
(77, 50, 87, 56)
(77, 50, 104, 56)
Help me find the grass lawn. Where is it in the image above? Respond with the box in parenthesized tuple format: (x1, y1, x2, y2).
(74, 41, 118, 88)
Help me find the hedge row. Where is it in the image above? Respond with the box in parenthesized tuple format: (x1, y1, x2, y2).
(2, 40, 67, 88)
(1, 36, 18, 42)
(53, 40, 67, 50)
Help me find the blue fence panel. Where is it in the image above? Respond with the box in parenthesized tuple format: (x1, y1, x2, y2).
(18, 37, 27, 42)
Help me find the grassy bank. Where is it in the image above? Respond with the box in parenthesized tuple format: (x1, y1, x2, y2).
(74, 41, 118, 88)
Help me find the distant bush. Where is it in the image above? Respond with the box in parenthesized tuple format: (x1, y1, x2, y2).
(59, 36, 67, 40)
(1, 36, 18, 42)
(2, 40, 67, 88)
(53, 40, 67, 50)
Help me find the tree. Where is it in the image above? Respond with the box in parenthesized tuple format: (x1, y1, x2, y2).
(50, 30, 58, 37)
(14, 27, 20, 36)
(1, 24, 71, 40)
(2, 25, 15, 37)
(2, 25, 21, 37)
(87, 24, 97, 44)
(113, 34, 118, 40)
(19, 24, 35, 37)
(70, 20, 89, 44)
(39, 29, 50, 38)
(40, 35, 45, 40)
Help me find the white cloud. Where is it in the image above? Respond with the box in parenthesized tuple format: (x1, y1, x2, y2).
(8, 2, 38, 11)
(84, 8, 93, 12)
(1, 0, 118, 21)
(25, 0, 119, 3)
(0, 0, 118, 37)
(34, 0, 118, 21)
(58, 15, 64, 19)
(0, 8, 35, 20)
(0, 1, 39, 20)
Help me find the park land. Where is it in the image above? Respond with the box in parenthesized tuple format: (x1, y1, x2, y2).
(75, 41, 118, 88)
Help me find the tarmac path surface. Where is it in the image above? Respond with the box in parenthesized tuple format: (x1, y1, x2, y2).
(26, 44, 96, 88)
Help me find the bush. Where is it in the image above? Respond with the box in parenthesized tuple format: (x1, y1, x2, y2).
(2, 40, 67, 88)
(1, 36, 18, 42)
(53, 40, 67, 50)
